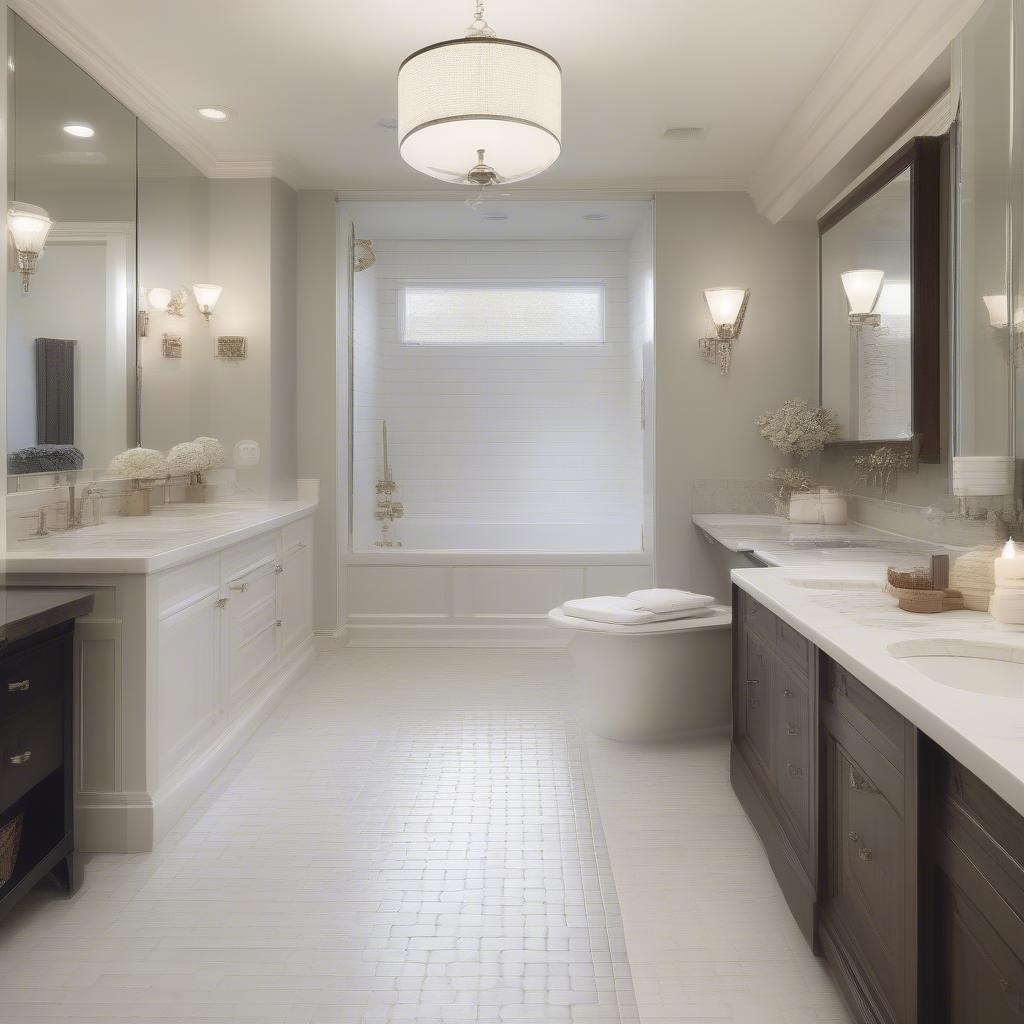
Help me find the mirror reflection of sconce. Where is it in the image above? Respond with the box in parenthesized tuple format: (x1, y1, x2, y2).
(138, 286, 189, 337)
(8, 201, 54, 292)
(698, 286, 749, 375)
(841, 268, 884, 326)
(192, 283, 222, 323)
(983, 294, 1024, 361)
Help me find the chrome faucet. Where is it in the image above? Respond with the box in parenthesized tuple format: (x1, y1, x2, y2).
(65, 482, 103, 529)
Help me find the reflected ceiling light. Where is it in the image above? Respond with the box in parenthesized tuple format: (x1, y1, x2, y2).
(8, 201, 53, 292)
(197, 106, 230, 121)
(62, 122, 94, 138)
(699, 287, 750, 376)
(984, 294, 1009, 329)
(192, 283, 222, 322)
(841, 268, 884, 325)
(397, 0, 561, 197)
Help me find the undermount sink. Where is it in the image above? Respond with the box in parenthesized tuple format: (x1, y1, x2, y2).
(889, 640, 1024, 698)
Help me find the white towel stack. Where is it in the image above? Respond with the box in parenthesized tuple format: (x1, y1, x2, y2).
(560, 588, 715, 626)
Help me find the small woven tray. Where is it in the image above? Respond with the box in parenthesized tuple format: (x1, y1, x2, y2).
(885, 584, 964, 614)
(0, 813, 23, 887)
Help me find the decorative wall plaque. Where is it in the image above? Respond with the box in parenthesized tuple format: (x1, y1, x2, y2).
(217, 335, 247, 360)
(162, 334, 182, 358)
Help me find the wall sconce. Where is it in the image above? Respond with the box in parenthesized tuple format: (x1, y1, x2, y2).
(192, 283, 222, 323)
(841, 269, 884, 326)
(8, 201, 54, 292)
(984, 294, 1009, 329)
(138, 286, 189, 337)
(698, 286, 749, 375)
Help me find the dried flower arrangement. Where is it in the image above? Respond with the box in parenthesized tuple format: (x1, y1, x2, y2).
(756, 398, 839, 514)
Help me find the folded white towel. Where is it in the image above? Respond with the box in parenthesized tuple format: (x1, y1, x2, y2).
(560, 596, 712, 626)
(627, 588, 714, 615)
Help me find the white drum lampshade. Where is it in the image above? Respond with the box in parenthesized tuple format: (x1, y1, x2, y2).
(398, 24, 561, 186)
(841, 269, 885, 316)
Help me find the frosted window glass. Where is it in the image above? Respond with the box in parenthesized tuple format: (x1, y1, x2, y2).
(402, 282, 605, 344)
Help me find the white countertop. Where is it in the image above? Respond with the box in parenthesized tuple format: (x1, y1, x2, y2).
(705, 514, 1024, 816)
(6, 498, 318, 575)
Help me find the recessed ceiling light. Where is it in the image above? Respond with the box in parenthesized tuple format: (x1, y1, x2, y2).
(376, 117, 398, 130)
(582, 212, 609, 222)
(482, 212, 509, 221)
(197, 106, 230, 121)
(62, 123, 95, 139)
(662, 124, 709, 141)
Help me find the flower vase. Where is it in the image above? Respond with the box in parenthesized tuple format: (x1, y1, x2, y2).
(185, 483, 209, 503)
(121, 480, 151, 517)
(788, 488, 847, 525)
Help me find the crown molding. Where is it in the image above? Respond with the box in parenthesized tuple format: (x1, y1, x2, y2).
(334, 179, 746, 202)
(750, 0, 982, 223)
(8, 0, 290, 185)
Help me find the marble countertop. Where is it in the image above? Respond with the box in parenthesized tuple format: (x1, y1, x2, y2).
(5, 499, 318, 575)
(719, 522, 1024, 816)
(0, 587, 94, 647)
(692, 513, 958, 571)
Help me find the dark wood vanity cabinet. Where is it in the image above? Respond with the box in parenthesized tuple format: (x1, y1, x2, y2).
(733, 586, 1024, 1023)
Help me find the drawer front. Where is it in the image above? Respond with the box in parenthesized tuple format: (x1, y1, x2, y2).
(742, 591, 776, 648)
(825, 730, 907, 1019)
(281, 516, 311, 555)
(226, 564, 279, 706)
(774, 677, 812, 857)
(0, 699, 63, 807)
(739, 631, 773, 777)
(222, 533, 280, 582)
(826, 660, 905, 773)
(777, 618, 812, 680)
(0, 635, 67, 722)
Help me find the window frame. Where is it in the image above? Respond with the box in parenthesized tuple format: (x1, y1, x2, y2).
(397, 278, 609, 347)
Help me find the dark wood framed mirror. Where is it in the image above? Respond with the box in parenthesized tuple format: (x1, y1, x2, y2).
(818, 135, 944, 463)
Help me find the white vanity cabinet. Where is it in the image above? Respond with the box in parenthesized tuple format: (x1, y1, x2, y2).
(8, 507, 316, 853)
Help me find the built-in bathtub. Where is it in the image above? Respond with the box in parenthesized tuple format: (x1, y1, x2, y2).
(345, 520, 652, 646)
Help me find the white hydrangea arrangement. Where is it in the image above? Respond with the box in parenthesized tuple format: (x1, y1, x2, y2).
(756, 398, 839, 514)
(193, 437, 225, 471)
(167, 441, 205, 479)
(108, 447, 169, 482)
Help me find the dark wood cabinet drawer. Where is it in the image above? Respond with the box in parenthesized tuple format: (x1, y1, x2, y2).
(777, 618, 813, 680)
(825, 661, 906, 774)
(0, 636, 66, 722)
(0, 700, 63, 808)
(741, 590, 776, 647)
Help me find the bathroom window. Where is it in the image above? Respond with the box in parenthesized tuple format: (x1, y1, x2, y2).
(400, 281, 606, 345)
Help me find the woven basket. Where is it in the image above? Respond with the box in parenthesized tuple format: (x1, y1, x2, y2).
(0, 813, 23, 887)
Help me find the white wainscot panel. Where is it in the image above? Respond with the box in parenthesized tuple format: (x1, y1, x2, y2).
(452, 566, 585, 617)
(347, 565, 449, 616)
(584, 565, 655, 597)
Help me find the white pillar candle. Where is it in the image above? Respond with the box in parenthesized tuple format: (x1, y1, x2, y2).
(992, 540, 1024, 624)
(995, 539, 1024, 585)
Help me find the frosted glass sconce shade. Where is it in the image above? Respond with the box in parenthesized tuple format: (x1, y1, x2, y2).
(699, 287, 750, 375)
(703, 287, 749, 340)
(192, 283, 222, 322)
(984, 294, 1009, 329)
(147, 287, 172, 311)
(841, 269, 884, 323)
(398, 27, 561, 187)
(8, 201, 53, 291)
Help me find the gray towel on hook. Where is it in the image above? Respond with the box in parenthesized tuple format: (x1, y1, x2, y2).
(35, 337, 76, 445)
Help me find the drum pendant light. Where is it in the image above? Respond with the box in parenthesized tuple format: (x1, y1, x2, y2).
(397, 1, 562, 191)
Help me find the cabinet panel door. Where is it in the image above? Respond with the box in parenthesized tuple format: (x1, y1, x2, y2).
(940, 874, 1024, 1024)
(774, 676, 812, 858)
(739, 630, 773, 778)
(225, 562, 278, 710)
(279, 536, 313, 657)
(157, 591, 220, 778)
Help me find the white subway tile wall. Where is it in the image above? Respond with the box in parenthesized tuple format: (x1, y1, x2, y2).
(352, 240, 645, 551)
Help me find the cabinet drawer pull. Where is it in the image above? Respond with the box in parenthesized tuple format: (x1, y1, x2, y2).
(849, 766, 879, 794)
(276, 619, 283, 628)
(274, 564, 284, 574)
(9, 751, 31, 766)
(215, 597, 229, 609)
(848, 831, 860, 843)
(229, 583, 249, 593)
(787, 763, 803, 777)
(783, 688, 794, 698)
(858, 847, 873, 862)
(7, 680, 30, 693)
(786, 724, 800, 736)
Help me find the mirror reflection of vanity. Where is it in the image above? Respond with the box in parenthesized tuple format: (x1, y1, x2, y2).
(818, 137, 945, 463)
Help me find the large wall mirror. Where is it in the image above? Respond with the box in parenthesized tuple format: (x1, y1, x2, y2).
(6, 13, 137, 477)
(819, 137, 944, 463)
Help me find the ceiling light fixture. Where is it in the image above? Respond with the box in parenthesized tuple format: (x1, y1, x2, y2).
(397, 0, 561, 198)
(197, 106, 230, 121)
(62, 123, 95, 138)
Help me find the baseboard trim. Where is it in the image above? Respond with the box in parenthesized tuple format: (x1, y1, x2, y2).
(346, 622, 570, 649)
(76, 639, 316, 854)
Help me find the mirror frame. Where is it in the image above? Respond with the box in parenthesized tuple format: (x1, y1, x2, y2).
(817, 135, 945, 463)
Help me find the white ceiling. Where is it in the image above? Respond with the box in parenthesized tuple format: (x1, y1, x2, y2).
(9, 0, 976, 209)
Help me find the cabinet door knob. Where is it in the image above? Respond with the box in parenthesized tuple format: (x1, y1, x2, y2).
(274, 564, 284, 574)
(7, 680, 30, 693)
(229, 583, 249, 593)
(849, 766, 879, 794)
(787, 763, 803, 777)
(9, 750, 31, 765)
(748, 698, 760, 709)
(848, 831, 860, 843)
(783, 688, 794, 698)
(786, 724, 800, 736)
(858, 847, 873, 862)
(215, 597, 229, 609)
